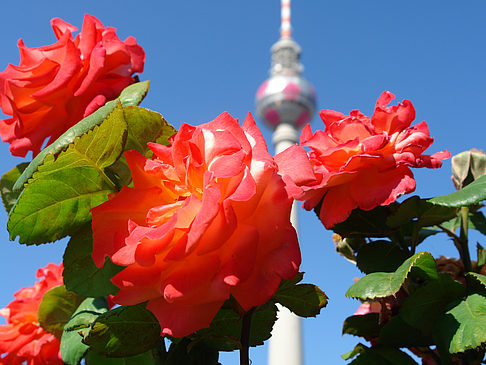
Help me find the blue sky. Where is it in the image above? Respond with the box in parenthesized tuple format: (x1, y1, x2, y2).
(0, 1, 485, 364)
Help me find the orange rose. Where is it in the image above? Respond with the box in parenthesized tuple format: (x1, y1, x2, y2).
(276, 91, 450, 229)
(0, 263, 63, 365)
(91, 112, 301, 337)
(0, 14, 145, 157)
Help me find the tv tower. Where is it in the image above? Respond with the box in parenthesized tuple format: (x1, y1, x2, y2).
(255, 1, 316, 365)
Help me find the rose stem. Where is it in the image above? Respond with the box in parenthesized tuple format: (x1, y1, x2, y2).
(240, 308, 255, 365)
(459, 206, 472, 272)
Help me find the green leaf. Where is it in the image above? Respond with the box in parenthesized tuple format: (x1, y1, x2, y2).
(0, 163, 28, 214)
(63, 226, 123, 297)
(83, 303, 161, 358)
(8, 104, 128, 244)
(345, 272, 394, 300)
(416, 228, 440, 243)
(195, 301, 277, 351)
(85, 349, 160, 365)
(277, 272, 304, 289)
(469, 211, 486, 235)
(61, 297, 109, 365)
(118, 81, 150, 107)
(342, 313, 380, 339)
(387, 195, 457, 230)
(37, 285, 84, 339)
(14, 82, 149, 191)
(349, 345, 418, 365)
(440, 210, 486, 235)
(273, 280, 327, 317)
(478, 243, 486, 270)
(346, 251, 438, 300)
(466, 273, 486, 293)
(165, 338, 219, 365)
(379, 316, 433, 347)
(429, 175, 486, 208)
(356, 241, 409, 274)
(124, 106, 176, 157)
(399, 274, 466, 333)
(341, 343, 368, 360)
(105, 106, 177, 188)
(14, 100, 118, 191)
(434, 294, 486, 354)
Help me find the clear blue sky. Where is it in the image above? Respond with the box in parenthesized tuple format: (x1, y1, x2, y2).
(0, 1, 485, 364)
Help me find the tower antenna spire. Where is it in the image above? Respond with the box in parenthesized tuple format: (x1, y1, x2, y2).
(281, 0, 292, 39)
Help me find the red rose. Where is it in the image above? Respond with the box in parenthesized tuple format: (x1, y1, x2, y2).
(0, 14, 145, 157)
(0, 263, 63, 365)
(276, 91, 450, 229)
(91, 112, 301, 337)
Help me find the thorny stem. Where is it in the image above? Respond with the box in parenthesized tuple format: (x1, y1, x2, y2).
(240, 308, 255, 365)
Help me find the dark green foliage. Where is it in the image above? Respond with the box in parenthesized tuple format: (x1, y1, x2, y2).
(82, 303, 162, 358)
(8, 105, 128, 244)
(63, 226, 123, 297)
(61, 297, 109, 365)
(195, 301, 277, 351)
(0, 163, 28, 213)
(37, 285, 84, 339)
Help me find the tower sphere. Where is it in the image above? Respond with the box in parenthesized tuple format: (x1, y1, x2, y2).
(255, 37, 316, 131)
(256, 73, 316, 130)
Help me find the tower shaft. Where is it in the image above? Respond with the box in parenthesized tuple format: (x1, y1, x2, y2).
(255, 1, 316, 362)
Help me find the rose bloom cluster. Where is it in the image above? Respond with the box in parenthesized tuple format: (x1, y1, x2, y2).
(0, 263, 63, 365)
(0, 14, 144, 157)
(91, 112, 301, 337)
(276, 91, 450, 228)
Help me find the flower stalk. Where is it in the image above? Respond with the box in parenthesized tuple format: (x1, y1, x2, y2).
(240, 308, 255, 365)
(459, 206, 472, 272)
